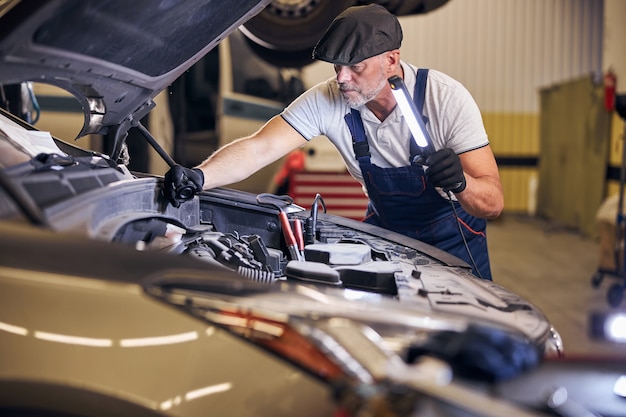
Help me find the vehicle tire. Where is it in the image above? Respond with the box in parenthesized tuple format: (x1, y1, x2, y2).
(240, 0, 353, 68)
(241, 0, 353, 52)
(353, 0, 450, 16)
(243, 37, 316, 69)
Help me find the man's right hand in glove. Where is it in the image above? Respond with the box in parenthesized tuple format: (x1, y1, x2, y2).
(163, 165, 204, 207)
(425, 148, 466, 193)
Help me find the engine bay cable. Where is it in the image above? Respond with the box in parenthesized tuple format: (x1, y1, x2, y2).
(445, 190, 483, 279)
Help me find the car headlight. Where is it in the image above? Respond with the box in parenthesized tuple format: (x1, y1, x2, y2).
(590, 310, 626, 343)
(544, 325, 564, 357)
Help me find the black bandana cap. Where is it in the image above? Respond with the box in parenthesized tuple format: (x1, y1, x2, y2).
(312, 4, 403, 66)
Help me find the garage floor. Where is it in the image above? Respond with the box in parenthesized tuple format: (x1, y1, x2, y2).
(487, 213, 626, 358)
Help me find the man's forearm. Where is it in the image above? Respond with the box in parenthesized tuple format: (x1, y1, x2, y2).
(193, 116, 308, 190)
(455, 175, 504, 219)
(194, 137, 263, 189)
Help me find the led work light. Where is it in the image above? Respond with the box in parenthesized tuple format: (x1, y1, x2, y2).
(388, 75, 435, 160)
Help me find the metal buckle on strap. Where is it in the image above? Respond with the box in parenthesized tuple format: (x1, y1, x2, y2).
(353, 141, 370, 159)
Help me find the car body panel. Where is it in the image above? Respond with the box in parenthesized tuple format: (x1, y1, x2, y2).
(0, 222, 333, 417)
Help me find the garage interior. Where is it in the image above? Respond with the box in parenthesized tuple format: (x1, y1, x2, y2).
(6, 0, 626, 415)
(166, 0, 626, 356)
(9, 0, 626, 359)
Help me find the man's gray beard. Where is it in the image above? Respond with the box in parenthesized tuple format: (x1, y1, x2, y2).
(343, 92, 370, 107)
(342, 72, 388, 107)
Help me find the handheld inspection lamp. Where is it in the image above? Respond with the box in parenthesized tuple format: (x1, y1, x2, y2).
(388, 75, 435, 162)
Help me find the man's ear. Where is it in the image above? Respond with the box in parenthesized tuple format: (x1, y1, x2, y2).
(385, 50, 401, 72)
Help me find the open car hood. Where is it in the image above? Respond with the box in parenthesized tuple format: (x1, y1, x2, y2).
(0, 0, 272, 139)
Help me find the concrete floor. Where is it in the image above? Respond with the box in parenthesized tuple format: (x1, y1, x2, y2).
(487, 213, 626, 358)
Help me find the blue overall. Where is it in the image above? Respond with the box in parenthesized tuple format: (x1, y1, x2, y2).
(344, 69, 492, 280)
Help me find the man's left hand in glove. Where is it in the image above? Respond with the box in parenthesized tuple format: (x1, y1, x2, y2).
(425, 148, 466, 193)
(163, 165, 204, 207)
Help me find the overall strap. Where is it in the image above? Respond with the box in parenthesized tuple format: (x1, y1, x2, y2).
(415, 68, 429, 117)
(344, 108, 371, 163)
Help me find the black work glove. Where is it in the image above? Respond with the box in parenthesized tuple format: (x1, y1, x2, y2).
(163, 165, 204, 207)
(425, 148, 466, 193)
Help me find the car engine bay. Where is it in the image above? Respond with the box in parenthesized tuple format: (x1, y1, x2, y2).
(0, 109, 562, 364)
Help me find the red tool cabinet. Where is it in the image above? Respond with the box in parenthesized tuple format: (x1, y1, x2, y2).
(288, 171, 368, 220)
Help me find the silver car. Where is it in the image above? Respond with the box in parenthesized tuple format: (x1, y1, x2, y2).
(2, 1, 621, 416)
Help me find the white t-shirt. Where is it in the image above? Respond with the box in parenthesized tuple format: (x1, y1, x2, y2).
(281, 61, 488, 187)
